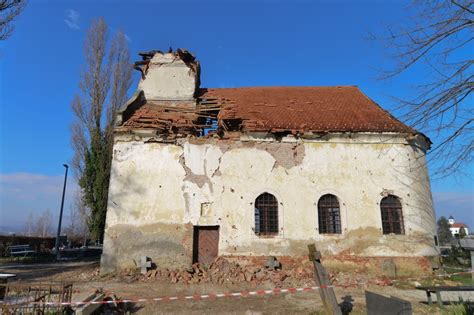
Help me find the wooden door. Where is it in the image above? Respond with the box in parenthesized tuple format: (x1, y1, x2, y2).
(193, 226, 219, 264)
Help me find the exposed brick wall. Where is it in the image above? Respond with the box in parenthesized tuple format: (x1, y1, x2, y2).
(221, 254, 436, 277)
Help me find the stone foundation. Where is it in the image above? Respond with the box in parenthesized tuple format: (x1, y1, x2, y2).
(100, 223, 194, 275)
(221, 254, 438, 277)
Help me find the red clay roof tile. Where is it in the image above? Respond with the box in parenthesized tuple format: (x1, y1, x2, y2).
(198, 86, 414, 134)
(451, 223, 467, 228)
(121, 86, 418, 136)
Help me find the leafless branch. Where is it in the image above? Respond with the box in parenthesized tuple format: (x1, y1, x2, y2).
(0, 0, 26, 40)
(376, 0, 473, 177)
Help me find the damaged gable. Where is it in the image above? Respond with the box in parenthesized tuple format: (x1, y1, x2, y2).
(134, 48, 201, 101)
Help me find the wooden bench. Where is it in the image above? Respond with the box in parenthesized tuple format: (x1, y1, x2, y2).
(8, 244, 36, 257)
(416, 285, 474, 307)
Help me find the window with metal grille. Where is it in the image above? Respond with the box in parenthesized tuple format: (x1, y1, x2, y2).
(380, 195, 405, 235)
(318, 194, 341, 234)
(254, 193, 278, 236)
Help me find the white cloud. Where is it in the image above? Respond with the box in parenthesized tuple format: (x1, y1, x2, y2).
(0, 172, 78, 229)
(124, 34, 131, 42)
(64, 9, 80, 30)
(0, 172, 76, 199)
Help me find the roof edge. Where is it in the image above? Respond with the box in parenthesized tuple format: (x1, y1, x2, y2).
(356, 87, 432, 149)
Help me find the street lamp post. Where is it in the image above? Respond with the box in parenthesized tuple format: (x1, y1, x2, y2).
(54, 164, 69, 260)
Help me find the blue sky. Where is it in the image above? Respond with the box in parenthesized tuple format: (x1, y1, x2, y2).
(0, 0, 472, 231)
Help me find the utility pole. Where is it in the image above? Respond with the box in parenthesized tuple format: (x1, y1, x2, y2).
(54, 164, 69, 260)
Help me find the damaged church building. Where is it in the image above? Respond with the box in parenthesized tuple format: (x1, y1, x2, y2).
(100, 49, 439, 276)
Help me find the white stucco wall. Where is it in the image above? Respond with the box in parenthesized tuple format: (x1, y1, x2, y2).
(450, 227, 469, 235)
(138, 53, 197, 101)
(101, 133, 437, 272)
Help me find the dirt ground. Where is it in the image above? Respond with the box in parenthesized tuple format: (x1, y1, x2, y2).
(1, 260, 473, 314)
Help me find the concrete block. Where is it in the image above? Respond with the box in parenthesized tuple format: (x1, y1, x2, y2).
(75, 292, 105, 315)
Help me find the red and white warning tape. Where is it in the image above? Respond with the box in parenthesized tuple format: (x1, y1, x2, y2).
(0, 285, 332, 307)
(1, 270, 472, 308)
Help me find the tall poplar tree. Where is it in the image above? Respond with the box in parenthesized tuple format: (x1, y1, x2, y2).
(71, 17, 132, 241)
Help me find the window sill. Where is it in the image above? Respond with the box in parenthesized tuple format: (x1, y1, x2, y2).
(255, 234, 279, 239)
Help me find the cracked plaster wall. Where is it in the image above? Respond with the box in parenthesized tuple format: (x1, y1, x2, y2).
(100, 134, 437, 274)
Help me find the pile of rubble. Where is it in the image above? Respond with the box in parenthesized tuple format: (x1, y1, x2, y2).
(73, 258, 394, 288)
(135, 257, 397, 288)
(141, 257, 315, 287)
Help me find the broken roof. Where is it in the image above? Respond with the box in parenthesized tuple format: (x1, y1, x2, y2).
(119, 85, 417, 137)
(198, 86, 413, 134)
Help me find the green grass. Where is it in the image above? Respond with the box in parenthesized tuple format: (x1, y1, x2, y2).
(443, 265, 474, 286)
(448, 298, 474, 315)
(444, 266, 470, 272)
(449, 273, 474, 286)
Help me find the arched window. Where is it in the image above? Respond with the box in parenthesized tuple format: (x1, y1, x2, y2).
(318, 194, 341, 234)
(254, 193, 278, 236)
(380, 195, 404, 235)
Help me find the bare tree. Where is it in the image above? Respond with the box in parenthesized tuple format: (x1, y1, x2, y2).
(35, 209, 52, 237)
(65, 191, 90, 242)
(0, 0, 26, 40)
(375, 0, 473, 177)
(24, 211, 34, 236)
(71, 18, 132, 241)
(64, 205, 78, 237)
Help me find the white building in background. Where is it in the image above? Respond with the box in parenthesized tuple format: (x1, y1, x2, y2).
(448, 216, 469, 236)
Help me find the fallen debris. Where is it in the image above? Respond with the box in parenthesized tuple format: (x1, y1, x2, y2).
(137, 257, 313, 287)
(131, 257, 404, 290)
